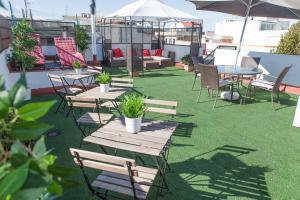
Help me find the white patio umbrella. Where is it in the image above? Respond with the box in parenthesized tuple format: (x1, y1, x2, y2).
(189, 0, 300, 66)
(105, 0, 200, 22)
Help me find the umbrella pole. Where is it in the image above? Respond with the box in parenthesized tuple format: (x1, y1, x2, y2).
(234, 0, 252, 68)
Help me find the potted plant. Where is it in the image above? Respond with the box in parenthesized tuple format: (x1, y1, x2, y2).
(72, 60, 82, 75)
(181, 54, 194, 72)
(121, 93, 146, 133)
(95, 72, 111, 93)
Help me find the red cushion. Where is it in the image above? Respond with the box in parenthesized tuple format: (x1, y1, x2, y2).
(154, 49, 163, 57)
(113, 48, 124, 58)
(143, 49, 151, 57)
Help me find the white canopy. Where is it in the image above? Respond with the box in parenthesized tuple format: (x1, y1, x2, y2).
(105, 0, 201, 22)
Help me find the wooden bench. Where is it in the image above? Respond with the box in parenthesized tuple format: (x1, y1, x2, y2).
(70, 148, 159, 200)
(144, 99, 177, 117)
(111, 77, 134, 88)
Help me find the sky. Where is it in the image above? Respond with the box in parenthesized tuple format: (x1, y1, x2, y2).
(1, 0, 238, 31)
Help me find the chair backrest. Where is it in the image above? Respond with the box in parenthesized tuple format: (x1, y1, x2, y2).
(70, 148, 137, 176)
(29, 34, 45, 65)
(273, 65, 292, 92)
(48, 73, 67, 93)
(111, 77, 134, 88)
(54, 37, 86, 66)
(192, 56, 202, 74)
(66, 96, 102, 124)
(241, 56, 261, 68)
(144, 99, 177, 116)
(199, 64, 219, 90)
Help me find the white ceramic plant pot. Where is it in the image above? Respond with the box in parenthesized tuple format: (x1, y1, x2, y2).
(125, 117, 142, 134)
(100, 84, 109, 93)
(75, 68, 82, 75)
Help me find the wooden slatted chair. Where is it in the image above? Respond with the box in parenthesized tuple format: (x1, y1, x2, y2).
(48, 74, 82, 114)
(70, 148, 162, 200)
(144, 99, 177, 119)
(111, 77, 134, 88)
(67, 96, 114, 147)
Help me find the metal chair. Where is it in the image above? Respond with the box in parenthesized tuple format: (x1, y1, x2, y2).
(66, 96, 114, 147)
(48, 74, 82, 114)
(192, 56, 203, 90)
(197, 64, 232, 109)
(245, 65, 292, 110)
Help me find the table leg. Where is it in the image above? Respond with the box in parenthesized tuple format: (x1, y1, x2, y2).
(111, 100, 121, 115)
(152, 156, 169, 192)
(78, 78, 88, 91)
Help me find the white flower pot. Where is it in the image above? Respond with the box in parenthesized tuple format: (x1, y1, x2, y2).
(74, 68, 82, 75)
(100, 84, 109, 93)
(125, 117, 142, 133)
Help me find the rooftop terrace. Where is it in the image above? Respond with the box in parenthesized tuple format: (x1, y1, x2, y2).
(32, 67, 300, 200)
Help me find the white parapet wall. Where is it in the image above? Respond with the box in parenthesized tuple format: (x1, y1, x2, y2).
(214, 49, 300, 87)
(0, 48, 74, 91)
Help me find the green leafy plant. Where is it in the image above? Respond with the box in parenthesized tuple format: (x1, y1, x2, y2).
(0, 74, 77, 200)
(181, 54, 191, 65)
(121, 93, 145, 118)
(11, 19, 37, 72)
(276, 22, 300, 55)
(75, 25, 90, 53)
(95, 72, 111, 84)
(72, 61, 81, 69)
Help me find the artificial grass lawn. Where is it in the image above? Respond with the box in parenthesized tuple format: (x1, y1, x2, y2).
(33, 67, 300, 200)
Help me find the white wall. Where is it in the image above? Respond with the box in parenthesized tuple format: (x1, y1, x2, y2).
(214, 49, 300, 86)
(164, 44, 191, 61)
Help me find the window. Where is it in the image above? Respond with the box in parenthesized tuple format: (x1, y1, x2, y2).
(260, 22, 276, 31)
(173, 39, 175, 44)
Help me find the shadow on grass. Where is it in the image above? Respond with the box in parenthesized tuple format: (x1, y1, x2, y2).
(173, 122, 196, 138)
(141, 73, 180, 78)
(166, 145, 271, 200)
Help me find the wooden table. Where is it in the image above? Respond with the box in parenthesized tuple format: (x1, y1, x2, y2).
(77, 87, 128, 113)
(60, 71, 96, 91)
(83, 117, 178, 188)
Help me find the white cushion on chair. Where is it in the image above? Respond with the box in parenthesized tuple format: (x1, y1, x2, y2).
(251, 79, 274, 90)
(151, 56, 171, 61)
(113, 57, 126, 61)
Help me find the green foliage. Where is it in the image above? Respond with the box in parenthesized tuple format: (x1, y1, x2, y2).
(121, 93, 145, 118)
(276, 22, 300, 55)
(72, 61, 81, 69)
(0, 74, 77, 199)
(181, 54, 191, 65)
(75, 25, 90, 53)
(95, 72, 111, 84)
(11, 19, 37, 71)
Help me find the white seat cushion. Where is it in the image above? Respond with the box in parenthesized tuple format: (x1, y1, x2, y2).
(251, 79, 274, 90)
(151, 56, 171, 61)
(113, 57, 126, 61)
(77, 113, 114, 124)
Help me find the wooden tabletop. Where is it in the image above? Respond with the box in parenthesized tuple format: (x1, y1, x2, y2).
(83, 118, 178, 157)
(77, 87, 128, 100)
(61, 72, 95, 80)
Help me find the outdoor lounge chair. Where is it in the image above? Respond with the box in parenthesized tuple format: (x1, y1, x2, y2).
(54, 37, 86, 67)
(66, 96, 114, 147)
(48, 74, 83, 114)
(69, 148, 161, 200)
(191, 56, 203, 90)
(107, 48, 127, 67)
(29, 34, 45, 66)
(197, 64, 232, 109)
(245, 65, 292, 109)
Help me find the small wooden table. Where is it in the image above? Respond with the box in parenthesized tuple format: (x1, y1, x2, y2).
(143, 60, 160, 70)
(60, 71, 96, 91)
(83, 117, 178, 188)
(76, 87, 128, 113)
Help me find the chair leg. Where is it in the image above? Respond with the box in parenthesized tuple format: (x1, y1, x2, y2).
(277, 91, 280, 105)
(55, 99, 64, 113)
(213, 91, 219, 109)
(271, 92, 275, 110)
(192, 77, 196, 90)
(196, 88, 203, 103)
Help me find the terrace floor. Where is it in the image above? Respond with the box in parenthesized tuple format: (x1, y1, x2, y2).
(33, 67, 300, 199)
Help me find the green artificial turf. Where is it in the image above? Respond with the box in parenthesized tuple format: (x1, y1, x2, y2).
(32, 67, 300, 200)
